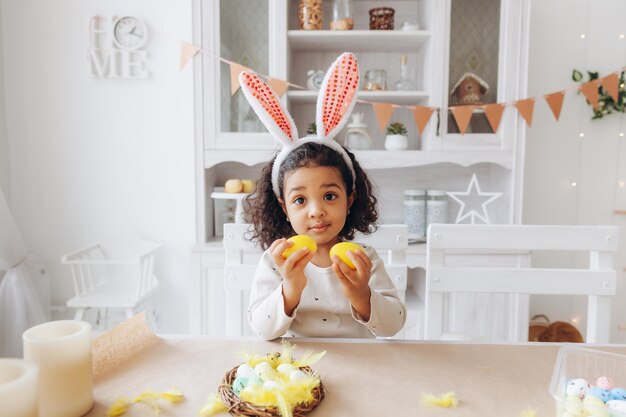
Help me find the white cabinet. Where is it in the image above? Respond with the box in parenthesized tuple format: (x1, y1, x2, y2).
(193, 0, 531, 336)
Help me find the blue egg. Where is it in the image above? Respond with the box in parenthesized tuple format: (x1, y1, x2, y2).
(611, 388, 626, 401)
(232, 376, 249, 395)
(587, 386, 611, 403)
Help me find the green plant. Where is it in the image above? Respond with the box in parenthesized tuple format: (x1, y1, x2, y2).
(572, 69, 625, 120)
(306, 122, 317, 135)
(386, 122, 407, 135)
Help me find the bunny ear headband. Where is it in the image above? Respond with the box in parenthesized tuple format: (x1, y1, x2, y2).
(239, 52, 360, 197)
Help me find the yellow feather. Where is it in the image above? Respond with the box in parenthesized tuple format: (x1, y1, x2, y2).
(519, 407, 537, 417)
(159, 387, 185, 403)
(292, 350, 326, 367)
(199, 394, 228, 417)
(279, 340, 296, 364)
(420, 392, 459, 408)
(275, 391, 293, 417)
(107, 399, 131, 417)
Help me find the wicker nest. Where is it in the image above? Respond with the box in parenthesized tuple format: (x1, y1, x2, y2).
(218, 361, 325, 417)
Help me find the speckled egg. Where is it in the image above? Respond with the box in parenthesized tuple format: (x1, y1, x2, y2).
(232, 376, 248, 395)
(607, 399, 626, 414)
(263, 380, 280, 390)
(611, 388, 626, 401)
(597, 377, 616, 391)
(254, 362, 273, 374)
(587, 386, 611, 403)
(237, 364, 255, 379)
(289, 370, 307, 382)
(583, 395, 610, 417)
(277, 363, 298, 375)
(565, 395, 583, 415)
(567, 378, 590, 398)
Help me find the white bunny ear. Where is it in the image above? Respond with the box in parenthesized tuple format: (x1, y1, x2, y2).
(316, 53, 359, 142)
(239, 71, 298, 146)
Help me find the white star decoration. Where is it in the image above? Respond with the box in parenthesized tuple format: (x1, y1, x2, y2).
(447, 174, 502, 224)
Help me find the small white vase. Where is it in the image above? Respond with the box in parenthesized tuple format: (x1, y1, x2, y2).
(384, 134, 408, 150)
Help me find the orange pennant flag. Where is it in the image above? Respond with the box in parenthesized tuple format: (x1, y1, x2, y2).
(180, 41, 200, 71)
(230, 63, 249, 95)
(544, 91, 565, 121)
(412, 106, 435, 136)
(579, 79, 600, 110)
(267, 77, 289, 97)
(601, 73, 620, 102)
(483, 103, 505, 133)
(372, 103, 395, 133)
(515, 98, 535, 127)
(450, 105, 475, 135)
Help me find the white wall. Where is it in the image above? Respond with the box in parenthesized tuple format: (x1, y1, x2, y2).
(0, 0, 196, 332)
(524, 0, 626, 342)
(0, 2, 9, 200)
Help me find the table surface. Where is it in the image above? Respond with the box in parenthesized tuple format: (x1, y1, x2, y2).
(87, 337, 626, 417)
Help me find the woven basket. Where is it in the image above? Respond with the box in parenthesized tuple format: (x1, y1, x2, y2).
(218, 361, 325, 417)
(369, 7, 394, 30)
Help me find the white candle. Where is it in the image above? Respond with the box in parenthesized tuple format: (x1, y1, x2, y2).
(0, 358, 38, 417)
(23, 320, 93, 417)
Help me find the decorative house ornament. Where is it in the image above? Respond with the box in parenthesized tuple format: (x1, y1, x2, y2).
(88, 15, 150, 79)
(450, 72, 489, 105)
(447, 174, 502, 224)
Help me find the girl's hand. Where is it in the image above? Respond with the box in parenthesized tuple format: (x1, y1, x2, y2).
(269, 238, 315, 315)
(331, 249, 372, 320)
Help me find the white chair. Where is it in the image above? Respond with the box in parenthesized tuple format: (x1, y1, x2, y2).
(222, 223, 408, 337)
(424, 224, 619, 343)
(61, 235, 162, 328)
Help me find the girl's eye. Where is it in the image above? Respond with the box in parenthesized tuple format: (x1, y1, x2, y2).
(293, 197, 305, 205)
(324, 193, 337, 201)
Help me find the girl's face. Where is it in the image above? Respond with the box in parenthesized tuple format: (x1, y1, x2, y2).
(279, 164, 354, 249)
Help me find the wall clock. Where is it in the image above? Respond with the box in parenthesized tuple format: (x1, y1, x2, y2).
(112, 16, 148, 50)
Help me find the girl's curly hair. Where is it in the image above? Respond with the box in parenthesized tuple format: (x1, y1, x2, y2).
(243, 142, 378, 250)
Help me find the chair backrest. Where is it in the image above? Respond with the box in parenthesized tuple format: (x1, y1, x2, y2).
(424, 224, 619, 343)
(61, 236, 161, 303)
(222, 223, 408, 337)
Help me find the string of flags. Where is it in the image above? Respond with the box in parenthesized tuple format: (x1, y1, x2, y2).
(179, 40, 625, 136)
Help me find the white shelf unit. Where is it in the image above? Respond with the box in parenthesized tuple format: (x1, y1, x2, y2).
(194, 0, 531, 338)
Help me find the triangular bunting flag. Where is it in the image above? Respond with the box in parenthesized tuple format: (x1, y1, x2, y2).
(601, 73, 620, 102)
(412, 106, 435, 136)
(580, 79, 600, 110)
(180, 41, 200, 71)
(230, 63, 249, 95)
(544, 91, 565, 121)
(483, 103, 505, 133)
(267, 77, 289, 97)
(450, 105, 475, 135)
(515, 98, 535, 127)
(372, 103, 395, 133)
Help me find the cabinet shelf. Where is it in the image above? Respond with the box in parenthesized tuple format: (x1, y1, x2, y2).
(204, 150, 512, 170)
(288, 30, 430, 52)
(287, 90, 429, 105)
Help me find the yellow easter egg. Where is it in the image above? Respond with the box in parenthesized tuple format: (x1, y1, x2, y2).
(330, 242, 363, 269)
(282, 235, 317, 258)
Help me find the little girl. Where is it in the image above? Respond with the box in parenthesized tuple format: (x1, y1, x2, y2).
(239, 53, 406, 340)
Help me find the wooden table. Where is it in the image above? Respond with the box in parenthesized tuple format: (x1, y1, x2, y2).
(88, 337, 626, 417)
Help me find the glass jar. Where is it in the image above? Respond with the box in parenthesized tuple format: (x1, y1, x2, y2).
(299, 0, 323, 30)
(363, 69, 386, 91)
(403, 189, 426, 242)
(344, 113, 372, 150)
(331, 0, 354, 30)
(426, 190, 449, 230)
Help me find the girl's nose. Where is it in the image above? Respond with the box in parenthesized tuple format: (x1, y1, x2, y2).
(308, 200, 326, 217)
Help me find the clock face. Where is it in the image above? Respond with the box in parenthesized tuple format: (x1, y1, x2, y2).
(113, 16, 147, 50)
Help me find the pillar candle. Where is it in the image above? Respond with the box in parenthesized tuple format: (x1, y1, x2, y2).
(0, 358, 38, 417)
(23, 320, 93, 417)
